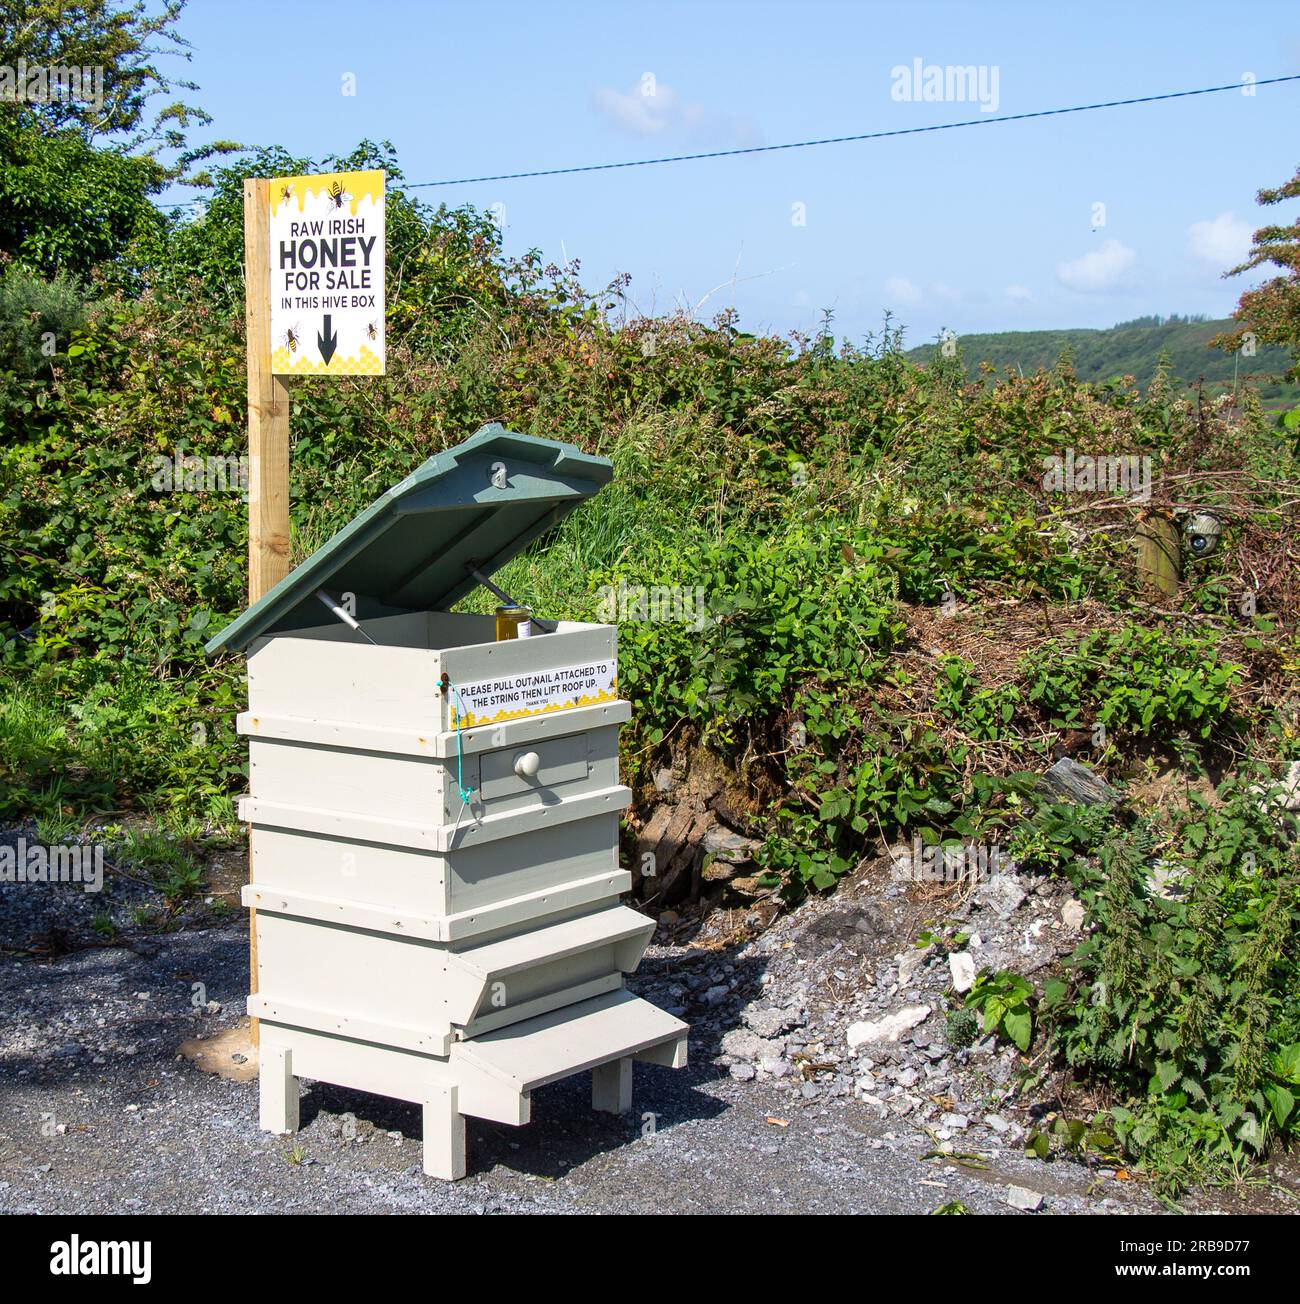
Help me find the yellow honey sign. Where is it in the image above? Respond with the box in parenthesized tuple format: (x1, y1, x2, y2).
(268, 169, 385, 376)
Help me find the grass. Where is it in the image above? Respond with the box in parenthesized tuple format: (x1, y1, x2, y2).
(0, 675, 72, 797)
(459, 411, 731, 622)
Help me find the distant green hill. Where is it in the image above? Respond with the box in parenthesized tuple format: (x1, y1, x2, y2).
(906, 315, 1298, 407)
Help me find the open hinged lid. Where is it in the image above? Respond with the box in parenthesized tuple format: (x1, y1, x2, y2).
(205, 423, 611, 655)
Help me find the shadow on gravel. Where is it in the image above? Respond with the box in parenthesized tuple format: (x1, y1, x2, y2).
(0, 916, 249, 1100)
(281, 929, 771, 1182)
(297, 1058, 728, 1181)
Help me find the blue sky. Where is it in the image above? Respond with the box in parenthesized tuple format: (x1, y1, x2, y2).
(166, 0, 1300, 346)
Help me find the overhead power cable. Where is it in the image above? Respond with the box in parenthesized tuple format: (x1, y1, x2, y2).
(403, 74, 1300, 189)
(154, 74, 1300, 209)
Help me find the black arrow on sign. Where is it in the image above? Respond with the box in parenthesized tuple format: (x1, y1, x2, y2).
(317, 314, 338, 364)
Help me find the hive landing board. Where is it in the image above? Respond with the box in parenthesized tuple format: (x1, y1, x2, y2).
(268, 169, 385, 376)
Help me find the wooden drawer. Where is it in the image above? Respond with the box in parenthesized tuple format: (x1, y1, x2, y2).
(476, 731, 590, 812)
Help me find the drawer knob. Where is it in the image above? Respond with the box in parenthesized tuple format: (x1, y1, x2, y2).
(513, 750, 541, 780)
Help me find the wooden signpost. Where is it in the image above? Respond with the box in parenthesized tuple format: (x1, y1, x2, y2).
(240, 169, 386, 1046)
(243, 178, 293, 608)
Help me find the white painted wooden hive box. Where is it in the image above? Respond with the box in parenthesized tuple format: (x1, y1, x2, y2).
(206, 424, 688, 1179)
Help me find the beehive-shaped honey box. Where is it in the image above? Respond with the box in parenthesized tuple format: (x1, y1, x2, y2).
(207, 424, 687, 1179)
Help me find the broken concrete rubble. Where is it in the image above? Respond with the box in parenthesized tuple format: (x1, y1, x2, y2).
(742, 1003, 801, 1038)
(897, 944, 932, 986)
(846, 1004, 931, 1049)
(973, 872, 1028, 918)
(662, 820, 1103, 1201)
(948, 950, 977, 993)
(1006, 1185, 1044, 1212)
(1061, 898, 1086, 930)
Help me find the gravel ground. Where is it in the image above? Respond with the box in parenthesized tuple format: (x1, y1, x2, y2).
(0, 913, 1154, 1215)
(0, 818, 1281, 1215)
(0, 824, 163, 946)
(0, 880, 1151, 1215)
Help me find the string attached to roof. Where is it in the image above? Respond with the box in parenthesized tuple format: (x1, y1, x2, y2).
(448, 681, 477, 841)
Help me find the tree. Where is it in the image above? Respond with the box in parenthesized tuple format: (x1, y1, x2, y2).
(0, 108, 165, 275)
(0, 1, 240, 276)
(0, 0, 236, 181)
(1221, 166, 1300, 381)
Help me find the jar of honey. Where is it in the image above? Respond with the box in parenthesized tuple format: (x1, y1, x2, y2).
(495, 605, 533, 640)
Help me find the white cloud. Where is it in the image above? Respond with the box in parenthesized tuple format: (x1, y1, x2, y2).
(1055, 239, 1136, 292)
(591, 81, 758, 144)
(884, 276, 923, 307)
(1005, 283, 1033, 302)
(1188, 211, 1252, 270)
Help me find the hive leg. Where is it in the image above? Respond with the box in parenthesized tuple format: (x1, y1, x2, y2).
(423, 1084, 466, 1180)
(259, 1039, 299, 1134)
(592, 1057, 634, 1114)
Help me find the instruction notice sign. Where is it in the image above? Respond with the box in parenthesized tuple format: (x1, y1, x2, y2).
(268, 169, 385, 376)
(450, 661, 618, 729)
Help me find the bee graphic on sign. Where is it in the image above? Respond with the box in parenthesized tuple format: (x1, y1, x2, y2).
(278, 183, 294, 206)
(365, 320, 378, 341)
(326, 179, 351, 210)
(279, 322, 304, 354)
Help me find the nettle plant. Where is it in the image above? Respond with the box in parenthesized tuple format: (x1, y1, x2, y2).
(759, 721, 1036, 899)
(1020, 623, 1243, 743)
(965, 969, 1035, 1052)
(932, 655, 1022, 743)
(1042, 769, 1300, 1180)
(868, 495, 1090, 606)
(612, 521, 905, 753)
(1005, 800, 1112, 875)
